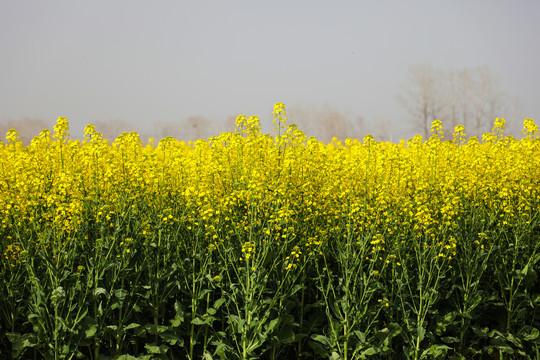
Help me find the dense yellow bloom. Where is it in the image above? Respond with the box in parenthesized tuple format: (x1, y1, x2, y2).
(3, 244, 21, 266)
(1, 108, 539, 274)
(241, 241, 255, 260)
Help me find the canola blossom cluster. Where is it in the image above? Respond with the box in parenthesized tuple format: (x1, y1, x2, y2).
(1, 104, 539, 359)
(1, 108, 538, 264)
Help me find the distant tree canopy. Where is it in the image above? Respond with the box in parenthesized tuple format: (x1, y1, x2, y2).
(398, 64, 514, 138)
(287, 104, 364, 143)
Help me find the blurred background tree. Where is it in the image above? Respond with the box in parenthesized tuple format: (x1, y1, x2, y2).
(398, 64, 518, 138)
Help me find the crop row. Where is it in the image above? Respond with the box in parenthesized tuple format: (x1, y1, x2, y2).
(1, 104, 539, 359)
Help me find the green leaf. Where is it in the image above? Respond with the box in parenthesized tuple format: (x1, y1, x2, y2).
(60, 344, 70, 355)
(133, 325, 147, 337)
(490, 335, 514, 354)
(517, 325, 539, 341)
(27, 313, 40, 326)
(421, 344, 452, 358)
(327, 298, 341, 321)
(467, 293, 483, 312)
(265, 318, 280, 334)
(171, 315, 183, 327)
(159, 332, 184, 346)
(402, 345, 412, 359)
(360, 347, 377, 356)
(247, 337, 266, 354)
(353, 330, 366, 343)
(114, 289, 128, 302)
(522, 264, 529, 276)
(275, 326, 295, 344)
(416, 326, 425, 342)
(92, 287, 110, 300)
(73, 307, 89, 325)
(145, 343, 170, 354)
(197, 288, 212, 300)
(388, 322, 402, 337)
(213, 298, 226, 310)
(290, 284, 304, 296)
(506, 332, 522, 348)
(134, 356, 153, 360)
(247, 318, 261, 332)
(375, 327, 390, 340)
(207, 307, 217, 315)
(145, 324, 168, 335)
(85, 325, 98, 338)
(488, 329, 504, 338)
(329, 351, 341, 360)
(471, 325, 489, 339)
(7, 332, 37, 354)
(441, 336, 460, 344)
(124, 323, 140, 330)
(311, 334, 333, 348)
(212, 340, 234, 360)
(171, 301, 184, 326)
(192, 317, 206, 325)
(228, 315, 244, 334)
(309, 340, 329, 357)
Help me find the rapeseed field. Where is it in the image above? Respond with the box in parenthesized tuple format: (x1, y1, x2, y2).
(1, 103, 539, 359)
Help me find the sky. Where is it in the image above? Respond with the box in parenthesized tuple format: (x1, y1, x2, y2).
(1, 0, 540, 142)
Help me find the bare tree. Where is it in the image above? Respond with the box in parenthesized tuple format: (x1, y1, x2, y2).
(399, 64, 510, 138)
(152, 121, 183, 141)
(467, 67, 505, 136)
(92, 119, 133, 141)
(398, 64, 447, 138)
(287, 103, 362, 142)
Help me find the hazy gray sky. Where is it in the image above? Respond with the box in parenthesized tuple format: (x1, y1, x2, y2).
(1, 1, 539, 141)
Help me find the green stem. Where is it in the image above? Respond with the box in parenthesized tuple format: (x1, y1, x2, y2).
(297, 284, 305, 357)
(203, 290, 210, 354)
(189, 257, 196, 360)
(116, 276, 124, 353)
(243, 267, 252, 360)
